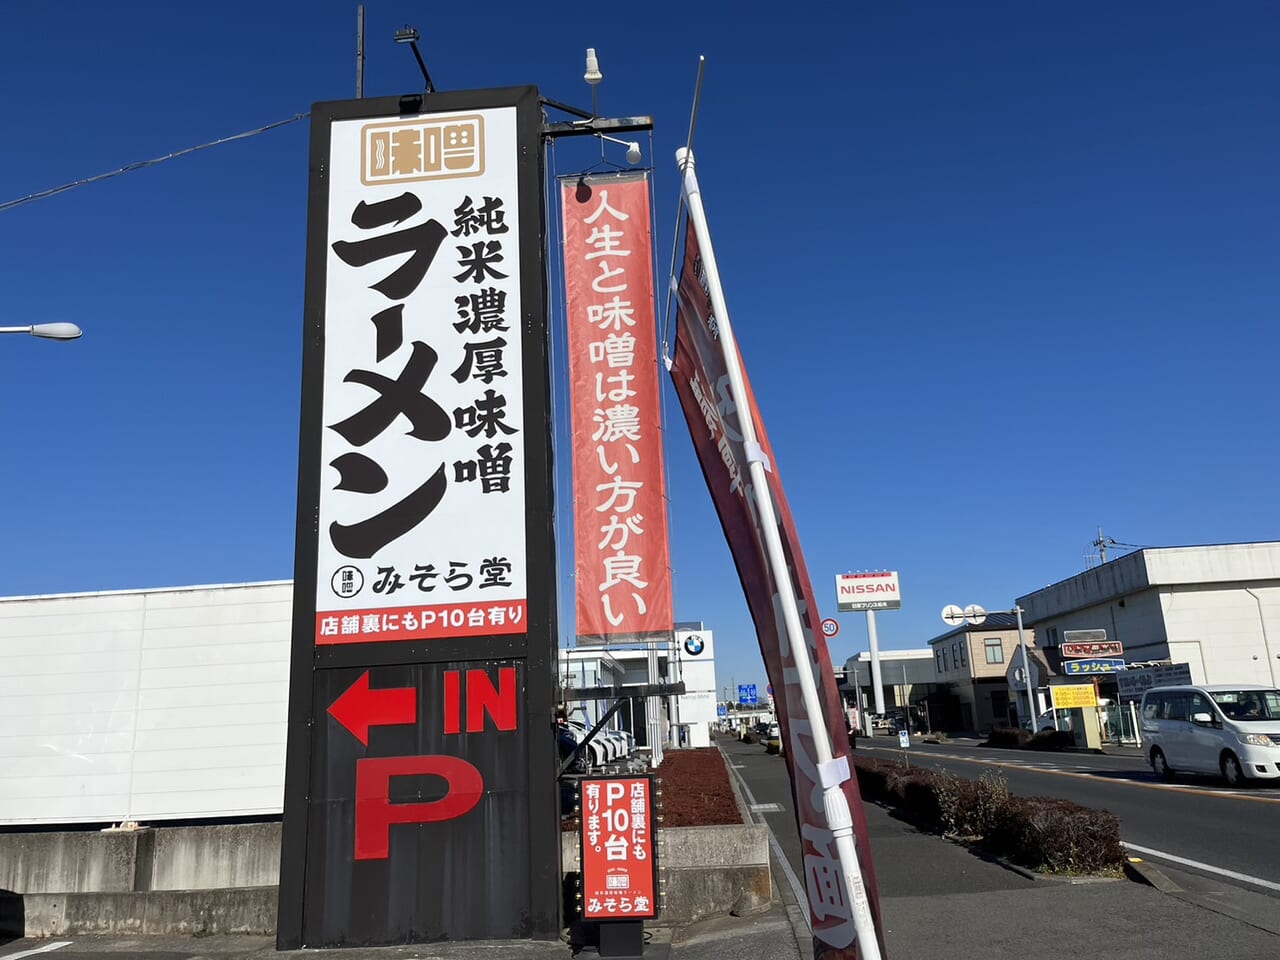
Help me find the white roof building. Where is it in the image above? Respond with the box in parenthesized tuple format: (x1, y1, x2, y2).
(1016, 541, 1280, 687)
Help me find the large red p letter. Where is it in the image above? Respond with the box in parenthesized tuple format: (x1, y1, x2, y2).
(354, 755, 484, 860)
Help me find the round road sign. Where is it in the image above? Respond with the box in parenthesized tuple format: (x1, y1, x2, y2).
(941, 604, 965, 626)
(963, 604, 988, 626)
(821, 617, 840, 638)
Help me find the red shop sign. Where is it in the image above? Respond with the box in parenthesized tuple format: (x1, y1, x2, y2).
(579, 775, 658, 920)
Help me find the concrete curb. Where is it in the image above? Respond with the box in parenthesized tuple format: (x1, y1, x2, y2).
(718, 742, 756, 827)
(1122, 858, 1183, 893)
(902, 828, 1125, 885)
(977, 743, 1107, 756)
(973, 853, 1123, 884)
(21, 885, 277, 937)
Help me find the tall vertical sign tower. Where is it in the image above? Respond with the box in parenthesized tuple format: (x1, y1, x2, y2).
(277, 88, 560, 949)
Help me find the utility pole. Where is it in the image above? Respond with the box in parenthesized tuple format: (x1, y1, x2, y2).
(356, 5, 365, 97)
(1094, 526, 1108, 564)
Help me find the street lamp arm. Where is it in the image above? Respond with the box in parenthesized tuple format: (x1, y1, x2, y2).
(0, 323, 83, 340)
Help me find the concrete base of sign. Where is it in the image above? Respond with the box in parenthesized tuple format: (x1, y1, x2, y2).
(576, 943, 672, 960)
(597, 918, 645, 957)
(19, 886, 277, 938)
(0, 820, 769, 937)
(0, 822, 281, 895)
(561, 825, 770, 925)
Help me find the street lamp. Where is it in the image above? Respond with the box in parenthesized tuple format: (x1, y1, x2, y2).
(942, 602, 1037, 728)
(394, 25, 436, 93)
(0, 323, 83, 340)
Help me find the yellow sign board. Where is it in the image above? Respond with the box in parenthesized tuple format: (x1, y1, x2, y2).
(1051, 684, 1099, 709)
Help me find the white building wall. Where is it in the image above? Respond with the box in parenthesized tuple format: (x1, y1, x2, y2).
(1018, 551, 1151, 622)
(0, 582, 291, 825)
(1144, 542, 1280, 586)
(1015, 543, 1280, 695)
(1108, 589, 1170, 660)
(1161, 584, 1280, 687)
(1034, 589, 1169, 664)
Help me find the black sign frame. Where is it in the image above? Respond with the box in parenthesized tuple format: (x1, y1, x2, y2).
(277, 86, 559, 950)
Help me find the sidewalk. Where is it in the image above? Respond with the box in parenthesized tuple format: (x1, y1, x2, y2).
(0, 903, 803, 960)
(3, 789, 1275, 960)
(864, 799, 1279, 960)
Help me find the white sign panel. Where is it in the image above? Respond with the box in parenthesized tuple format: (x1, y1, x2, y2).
(315, 108, 527, 644)
(677, 690, 718, 724)
(676, 629, 717, 694)
(1062, 628, 1107, 645)
(835, 571, 902, 611)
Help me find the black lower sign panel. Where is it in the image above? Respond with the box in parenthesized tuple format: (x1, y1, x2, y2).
(301, 660, 531, 946)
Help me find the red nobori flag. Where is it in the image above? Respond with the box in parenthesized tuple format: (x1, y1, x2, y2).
(669, 218, 885, 959)
(561, 174, 673, 642)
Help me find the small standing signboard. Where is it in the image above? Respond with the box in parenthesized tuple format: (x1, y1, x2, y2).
(579, 775, 658, 957)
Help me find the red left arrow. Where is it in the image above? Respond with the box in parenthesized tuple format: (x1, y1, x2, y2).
(328, 671, 417, 746)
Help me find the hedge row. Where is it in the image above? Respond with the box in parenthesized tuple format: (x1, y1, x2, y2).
(853, 756, 1124, 875)
(985, 726, 1076, 751)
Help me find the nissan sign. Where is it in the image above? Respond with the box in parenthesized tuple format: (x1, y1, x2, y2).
(835, 571, 902, 612)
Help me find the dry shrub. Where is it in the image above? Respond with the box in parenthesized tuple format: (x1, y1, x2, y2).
(855, 757, 1124, 874)
(985, 727, 1032, 748)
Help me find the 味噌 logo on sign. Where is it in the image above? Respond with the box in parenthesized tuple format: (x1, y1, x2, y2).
(361, 115, 486, 185)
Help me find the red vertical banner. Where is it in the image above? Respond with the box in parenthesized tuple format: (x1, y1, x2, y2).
(561, 174, 673, 641)
(579, 776, 657, 920)
(669, 219, 885, 959)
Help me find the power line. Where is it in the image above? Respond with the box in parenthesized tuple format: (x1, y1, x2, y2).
(0, 112, 309, 215)
(1091, 526, 1153, 564)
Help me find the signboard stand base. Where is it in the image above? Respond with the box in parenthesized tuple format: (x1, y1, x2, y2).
(597, 919, 647, 958)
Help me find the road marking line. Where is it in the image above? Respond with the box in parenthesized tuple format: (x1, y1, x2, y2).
(858, 745, 1280, 804)
(1121, 843, 1280, 894)
(722, 752, 812, 933)
(750, 802, 784, 813)
(2, 943, 72, 960)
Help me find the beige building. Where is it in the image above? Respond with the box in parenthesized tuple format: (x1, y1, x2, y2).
(927, 613, 1042, 732)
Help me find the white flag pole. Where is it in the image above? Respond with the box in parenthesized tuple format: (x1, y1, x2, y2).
(676, 146, 882, 960)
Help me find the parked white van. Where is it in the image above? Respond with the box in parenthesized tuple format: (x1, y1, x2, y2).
(1139, 685, 1280, 786)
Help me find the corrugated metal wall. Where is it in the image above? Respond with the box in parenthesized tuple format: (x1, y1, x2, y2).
(0, 581, 291, 825)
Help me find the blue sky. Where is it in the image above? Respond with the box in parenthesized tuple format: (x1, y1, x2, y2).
(2, 2, 1277, 697)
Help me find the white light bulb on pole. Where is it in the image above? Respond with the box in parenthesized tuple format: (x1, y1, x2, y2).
(0, 323, 83, 340)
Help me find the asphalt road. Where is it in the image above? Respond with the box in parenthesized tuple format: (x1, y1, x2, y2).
(725, 734, 1280, 896)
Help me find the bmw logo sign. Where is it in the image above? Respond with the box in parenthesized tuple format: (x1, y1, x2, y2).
(683, 635, 705, 656)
